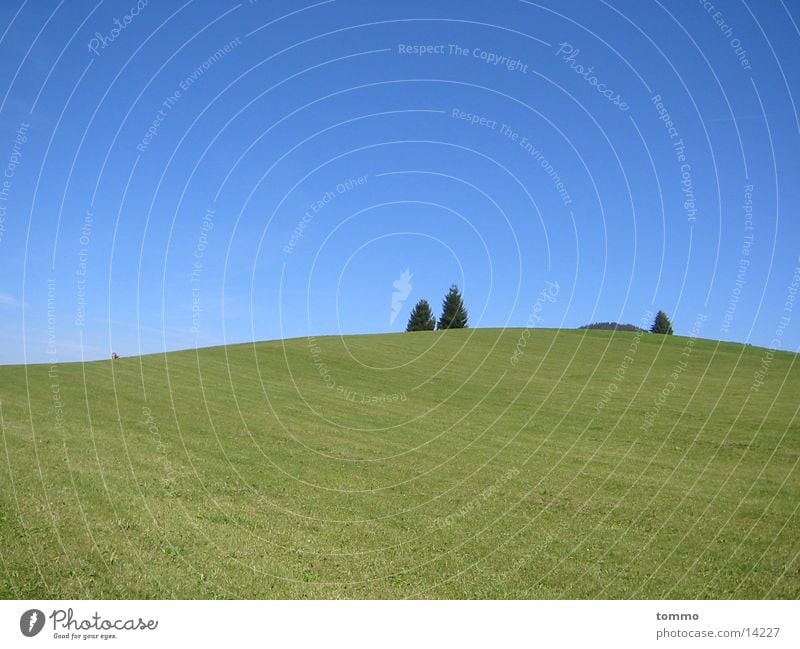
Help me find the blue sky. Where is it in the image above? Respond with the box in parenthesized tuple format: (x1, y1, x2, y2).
(0, 0, 798, 363)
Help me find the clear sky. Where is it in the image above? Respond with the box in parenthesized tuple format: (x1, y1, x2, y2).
(0, 0, 798, 364)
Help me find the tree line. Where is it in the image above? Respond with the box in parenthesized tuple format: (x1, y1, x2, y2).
(405, 288, 675, 336)
(406, 285, 468, 331)
(581, 311, 674, 334)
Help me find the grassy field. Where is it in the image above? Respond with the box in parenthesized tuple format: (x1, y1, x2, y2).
(0, 328, 798, 599)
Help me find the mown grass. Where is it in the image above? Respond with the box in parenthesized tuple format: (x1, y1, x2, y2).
(0, 328, 797, 598)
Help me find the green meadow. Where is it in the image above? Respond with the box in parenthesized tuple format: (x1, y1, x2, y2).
(1, 328, 798, 598)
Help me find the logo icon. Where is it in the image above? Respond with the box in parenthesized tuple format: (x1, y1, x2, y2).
(390, 268, 413, 325)
(20, 609, 45, 637)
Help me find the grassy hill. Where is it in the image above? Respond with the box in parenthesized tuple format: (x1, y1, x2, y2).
(1, 328, 798, 599)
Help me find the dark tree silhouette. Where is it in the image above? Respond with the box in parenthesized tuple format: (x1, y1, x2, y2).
(650, 310, 674, 335)
(406, 299, 436, 332)
(579, 322, 645, 332)
(437, 285, 468, 330)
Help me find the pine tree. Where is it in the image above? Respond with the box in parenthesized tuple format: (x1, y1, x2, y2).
(437, 285, 468, 330)
(405, 299, 436, 332)
(650, 310, 674, 335)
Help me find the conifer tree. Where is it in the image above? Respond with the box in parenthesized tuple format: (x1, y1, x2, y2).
(437, 285, 468, 330)
(650, 310, 674, 335)
(406, 299, 436, 332)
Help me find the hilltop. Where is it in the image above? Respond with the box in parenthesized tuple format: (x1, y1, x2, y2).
(1, 328, 797, 598)
(579, 321, 647, 333)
